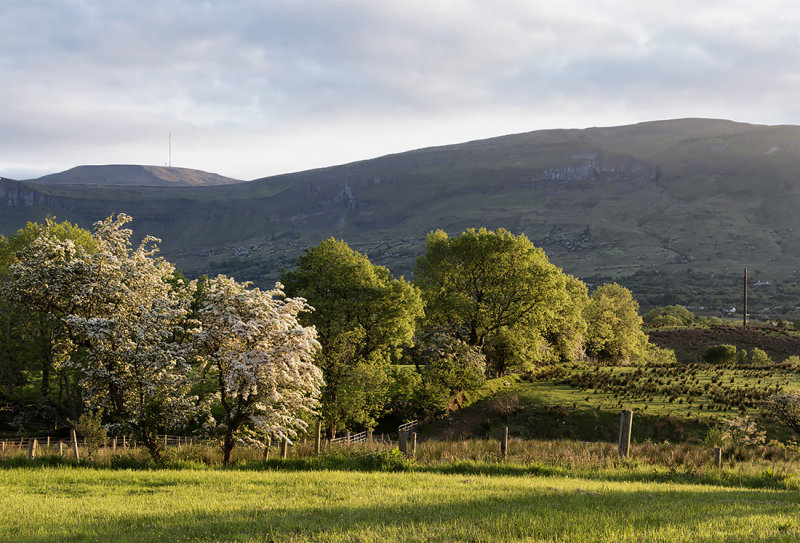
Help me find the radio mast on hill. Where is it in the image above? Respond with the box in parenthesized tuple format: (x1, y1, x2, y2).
(169, 131, 172, 168)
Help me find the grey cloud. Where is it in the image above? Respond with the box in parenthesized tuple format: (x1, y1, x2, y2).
(2, 0, 800, 180)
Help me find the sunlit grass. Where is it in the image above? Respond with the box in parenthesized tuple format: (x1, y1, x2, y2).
(2, 466, 800, 542)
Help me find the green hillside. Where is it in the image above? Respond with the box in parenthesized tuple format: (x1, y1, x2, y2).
(3, 118, 800, 317)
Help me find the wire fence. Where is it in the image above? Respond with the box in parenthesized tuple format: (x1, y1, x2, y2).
(1, 421, 422, 456)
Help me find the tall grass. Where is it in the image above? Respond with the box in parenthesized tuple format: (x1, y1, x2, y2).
(4, 436, 799, 490)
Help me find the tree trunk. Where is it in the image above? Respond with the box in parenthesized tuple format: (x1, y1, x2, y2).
(222, 430, 235, 465)
(138, 425, 164, 463)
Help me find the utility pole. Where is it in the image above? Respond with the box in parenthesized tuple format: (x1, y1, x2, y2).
(169, 131, 172, 168)
(743, 268, 748, 328)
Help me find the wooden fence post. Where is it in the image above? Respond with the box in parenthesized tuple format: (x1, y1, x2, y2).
(59, 441, 64, 456)
(123, 435, 127, 449)
(112, 437, 117, 451)
(164, 434, 168, 448)
(398, 429, 408, 454)
(315, 420, 322, 454)
(263, 436, 271, 461)
(1, 440, 5, 453)
(501, 427, 509, 460)
(28, 438, 38, 459)
(367, 429, 373, 443)
(346, 431, 351, 445)
(713, 446, 722, 468)
(281, 437, 289, 459)
(71, 429, 80, 460)
(618, 409, 633, 458)
(410, 433, 417, 459)
(46, 436, 51, 448)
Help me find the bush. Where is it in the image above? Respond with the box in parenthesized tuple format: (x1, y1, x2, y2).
(68, 410, 107, 460)
(763, 392, 800, 434)
(748, 348, 773, 367)
(489, 394, 522, 416)
(723, 416, 765, 446)
(702, 344, 738, 366)
(644, 305, 695, 326)
(645, 345, 677, 365)
(363, 448, 415, 472)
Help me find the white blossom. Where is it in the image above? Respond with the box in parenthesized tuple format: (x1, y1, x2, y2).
(193, 275, 323, 459)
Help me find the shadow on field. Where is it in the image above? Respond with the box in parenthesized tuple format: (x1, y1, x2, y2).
(11, 479, 800, 542)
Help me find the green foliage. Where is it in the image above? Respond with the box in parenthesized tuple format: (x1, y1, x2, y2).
(282, 238, 423, 433)
(362, 447, 416, 472)
(644, 345, 678, 365)
(584, 283, 650, 363)
(415, 228, 586, 375)
(703, 344, 738, 365)
(763, 392, 800, 435)
(0, 218, 95, 428)
(748, 347, 773, 367)
(643, 305, 695, 326)
(407, 327, 487, 416)
(385, 366, 423, 422)
(69, 409, 107, 460)
(723, 415, 766, 447)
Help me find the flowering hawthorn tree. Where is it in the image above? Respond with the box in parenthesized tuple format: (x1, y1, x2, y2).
(6, 214, 194, 460)
(192, 275, 323, 464)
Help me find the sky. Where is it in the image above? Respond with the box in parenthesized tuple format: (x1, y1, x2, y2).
(2, 0, 800, 181)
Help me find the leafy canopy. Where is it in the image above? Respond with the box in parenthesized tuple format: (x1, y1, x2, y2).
(281, 238, 423, 433)
(415, 227, 586, 374)
(584, 283, 650, 363)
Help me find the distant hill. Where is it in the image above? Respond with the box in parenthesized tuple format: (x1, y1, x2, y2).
(3, 118, 800, 318)
(28, 165, 242, 187)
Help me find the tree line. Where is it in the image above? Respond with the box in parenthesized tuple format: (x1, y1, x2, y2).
(0, 215, 664, 461)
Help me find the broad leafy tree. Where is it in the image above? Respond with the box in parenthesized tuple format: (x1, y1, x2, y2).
(415, 228, 586, 375)
(192, 275, 323, 464)
(584, 283, 650, 363)
(281, 238, 423, 435)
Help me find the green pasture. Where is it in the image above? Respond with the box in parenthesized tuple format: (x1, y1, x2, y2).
(436, 363, 800, 443)
(2, 466, 800, 542)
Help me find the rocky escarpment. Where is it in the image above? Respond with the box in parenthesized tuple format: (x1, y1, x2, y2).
(0, 178, 75, 209)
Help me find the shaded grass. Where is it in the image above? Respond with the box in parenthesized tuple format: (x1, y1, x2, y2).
(446, 362, 800, 444)
(2, 466, 800, 542)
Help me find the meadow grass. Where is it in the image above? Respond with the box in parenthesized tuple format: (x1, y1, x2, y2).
(3, 465, 800, 542)
(444, 363, 800, 444)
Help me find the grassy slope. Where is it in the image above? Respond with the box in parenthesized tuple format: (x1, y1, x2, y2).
(2, 467, 800, 542)
(427, 326, 800, 444)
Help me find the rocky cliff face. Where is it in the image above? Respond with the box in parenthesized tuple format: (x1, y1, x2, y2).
(0, 178, 74, 209)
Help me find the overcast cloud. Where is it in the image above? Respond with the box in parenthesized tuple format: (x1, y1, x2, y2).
(2, 0, 799, 180)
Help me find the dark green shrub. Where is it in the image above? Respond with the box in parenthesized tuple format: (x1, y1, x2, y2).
(702, 344, 738, 366)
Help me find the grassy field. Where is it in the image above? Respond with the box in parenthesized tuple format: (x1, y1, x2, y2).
(3, 465, 800, 542)
(428, 360, 800, 445)
(5, 345, 800, 541)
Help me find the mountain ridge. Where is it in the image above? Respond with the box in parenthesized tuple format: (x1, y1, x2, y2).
(26, 164, 243, 187)
(3, 118, 800, 317)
